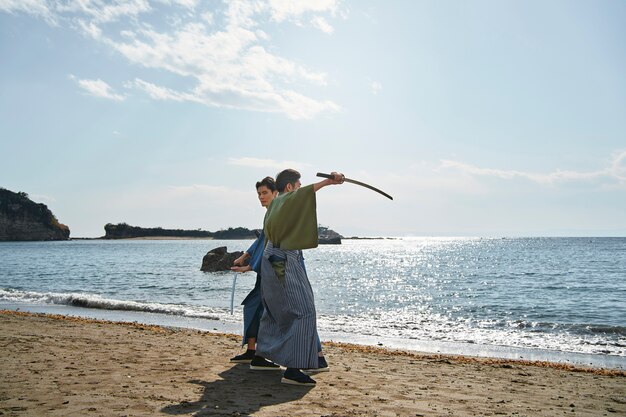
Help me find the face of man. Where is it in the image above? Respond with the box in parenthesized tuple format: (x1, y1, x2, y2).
(257, 185, 277, 208)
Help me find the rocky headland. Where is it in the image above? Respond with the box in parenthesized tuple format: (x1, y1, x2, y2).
(0, 188, 70, 241)
(103, 223, 257, 239)
(103, 223, 344, 244)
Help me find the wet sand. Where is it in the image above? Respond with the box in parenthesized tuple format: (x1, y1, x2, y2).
(1, 310, 624, 416)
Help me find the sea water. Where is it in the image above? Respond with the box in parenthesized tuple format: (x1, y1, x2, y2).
(1, 237, 624, 369)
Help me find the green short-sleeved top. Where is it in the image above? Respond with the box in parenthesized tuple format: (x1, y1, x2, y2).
(263, 184, 318, 250)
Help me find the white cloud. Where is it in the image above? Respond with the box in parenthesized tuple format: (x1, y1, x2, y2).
(3, 0, 341, 120)
(131, 78, 198, 102)
(57, 0, 151, 24)
(268, 0, 338, 22)
(159, 0, 199, 9)
(109, 21, 338, 118)
(72, 76, 125, 101)
(201, 10, 214, 24)
(228, 157, 310, 171)
(310, 16, 333, 34)
(268, 0, 340, 33)
(0, 0, 56, 24)
(370, 81, 382, 95)
(78, 19, 102, 39)
(439, 151, 626, 186)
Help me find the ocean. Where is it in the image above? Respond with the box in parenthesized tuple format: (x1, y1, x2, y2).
(1, 237, 625, 369)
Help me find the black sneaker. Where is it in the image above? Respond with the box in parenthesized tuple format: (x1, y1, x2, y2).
(230, 349, 256, 363)
(302, 356, 330, 374)
(281, 368, 316, 386)
(249, 356, 281, 371)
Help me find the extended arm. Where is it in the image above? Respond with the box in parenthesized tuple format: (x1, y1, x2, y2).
(231, 239, 254, 271)
(231, 264, 252, 273)
(231, 232, 265, 273)
(313, 171, 345, 192)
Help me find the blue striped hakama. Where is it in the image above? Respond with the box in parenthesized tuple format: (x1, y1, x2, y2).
(256, 241, 320, 369)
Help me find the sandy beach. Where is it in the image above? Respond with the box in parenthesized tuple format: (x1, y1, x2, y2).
(1, 310, 624, 417)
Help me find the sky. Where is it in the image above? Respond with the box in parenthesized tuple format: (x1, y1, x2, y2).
(1, 0, 625, 238)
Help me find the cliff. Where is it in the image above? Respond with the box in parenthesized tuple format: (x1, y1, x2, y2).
(0, 188, 70, 241)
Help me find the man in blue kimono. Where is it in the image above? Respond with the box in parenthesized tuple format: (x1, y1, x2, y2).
(229, 176, 281, 371)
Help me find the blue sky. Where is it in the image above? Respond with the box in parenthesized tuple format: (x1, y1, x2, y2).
(1, 0, 625, 237)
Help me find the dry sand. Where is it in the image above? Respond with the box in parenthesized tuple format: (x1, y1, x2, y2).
(1, 310, 625, 416)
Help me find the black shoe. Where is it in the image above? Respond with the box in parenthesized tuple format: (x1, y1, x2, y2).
(302, 356, 330, 374)
(230, 349, 256, 363)
(249, 356, 281, 371)
(281, 368, 316, 386)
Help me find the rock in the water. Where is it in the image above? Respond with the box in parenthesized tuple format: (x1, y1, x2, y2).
(318, 225, 342, 245)
(318, 235, 342, 244)
(201, 246, 245, 272)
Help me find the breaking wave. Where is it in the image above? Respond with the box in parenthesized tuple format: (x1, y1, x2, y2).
(0, 288, 221, 320)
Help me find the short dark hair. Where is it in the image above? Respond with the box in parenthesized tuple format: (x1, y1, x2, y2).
(275, 169, 301, 192)
(256, 176, 276, 192)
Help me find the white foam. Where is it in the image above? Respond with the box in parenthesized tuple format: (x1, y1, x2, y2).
(0, 288, 222, 320)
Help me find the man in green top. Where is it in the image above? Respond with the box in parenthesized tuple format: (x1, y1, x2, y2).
(256, 169, 345, 386)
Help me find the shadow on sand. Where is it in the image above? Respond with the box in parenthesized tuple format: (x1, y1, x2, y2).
(161, 364, 313, 416)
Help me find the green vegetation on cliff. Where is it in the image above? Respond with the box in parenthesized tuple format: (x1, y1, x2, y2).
(103, 223, 342, 242)
(212, 227, 258, 239)
(103, 223, 257, 239)
(0, 188, 70, 241)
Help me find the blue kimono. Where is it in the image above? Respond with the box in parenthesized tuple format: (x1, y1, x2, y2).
(240, 230, 265, 346)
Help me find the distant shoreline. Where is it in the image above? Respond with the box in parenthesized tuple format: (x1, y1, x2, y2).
(70, 236, 216, 241)
(69, 236, 393, 241)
